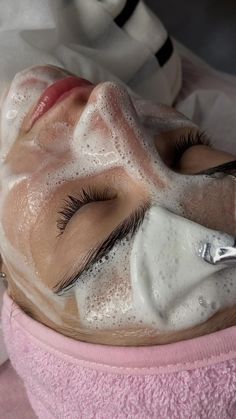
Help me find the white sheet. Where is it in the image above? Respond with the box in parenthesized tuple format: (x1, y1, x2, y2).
(176, 41, 236, 155)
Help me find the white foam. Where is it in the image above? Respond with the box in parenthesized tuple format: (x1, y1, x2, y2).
(130, 206, 235, 331)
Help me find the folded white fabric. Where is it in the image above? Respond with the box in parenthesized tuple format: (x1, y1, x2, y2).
(176, 42, 236, 155)
(0, 0, 181, 105)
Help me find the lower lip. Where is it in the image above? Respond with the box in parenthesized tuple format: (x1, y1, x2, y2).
(29, 76, 93, 128)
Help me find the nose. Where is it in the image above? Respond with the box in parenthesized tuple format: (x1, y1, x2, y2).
(78, 82, 167, 188)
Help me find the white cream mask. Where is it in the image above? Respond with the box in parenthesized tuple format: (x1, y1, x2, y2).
(131, 206, 236, 331)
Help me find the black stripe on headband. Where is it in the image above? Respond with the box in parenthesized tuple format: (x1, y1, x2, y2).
(114, 0, 139, 27)
(114, 1, 173, 67)
(155, 36, 174, 67)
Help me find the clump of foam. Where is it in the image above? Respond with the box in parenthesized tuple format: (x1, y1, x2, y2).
(130, 206, 236, 331)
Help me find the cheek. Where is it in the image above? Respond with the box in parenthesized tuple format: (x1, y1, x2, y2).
(74, 271, 132, 327)
(73, 241, 133, 329)
(1, 181, 31, 254)
(63, 295, 80, 323)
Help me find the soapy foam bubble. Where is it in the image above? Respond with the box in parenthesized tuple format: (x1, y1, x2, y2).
(74, 238, 146, 329)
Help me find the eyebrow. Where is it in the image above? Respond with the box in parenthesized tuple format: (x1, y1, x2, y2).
(196, 160, 236, 176)
(53, 203, 149, 296)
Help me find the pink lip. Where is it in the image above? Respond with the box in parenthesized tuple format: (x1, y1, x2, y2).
(29, 76, 93, 129)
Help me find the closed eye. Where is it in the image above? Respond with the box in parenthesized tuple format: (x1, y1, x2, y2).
(54, 202, 150, 295)
(56, 187, 116, 235)
(172, 130, 211, 167)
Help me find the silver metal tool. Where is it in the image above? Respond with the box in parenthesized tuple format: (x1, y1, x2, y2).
(201, 242, 236, 266)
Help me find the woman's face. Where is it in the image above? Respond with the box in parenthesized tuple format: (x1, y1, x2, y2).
(0, 65, 235, 345)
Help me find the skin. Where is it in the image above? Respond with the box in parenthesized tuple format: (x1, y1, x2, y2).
(0, 65, 235, 346)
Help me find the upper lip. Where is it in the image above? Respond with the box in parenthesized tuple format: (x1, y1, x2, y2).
(26, 76, 94, 131)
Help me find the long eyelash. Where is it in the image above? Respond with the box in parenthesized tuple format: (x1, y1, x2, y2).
(54, 203, 150, 295)
(174, 131, 211, 163)
(57, 188, 113, 235)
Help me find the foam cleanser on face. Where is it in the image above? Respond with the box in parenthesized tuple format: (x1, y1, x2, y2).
(130, 206, 236, 331)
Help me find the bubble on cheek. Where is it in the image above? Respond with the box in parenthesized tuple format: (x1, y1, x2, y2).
(74, 237, 145, 330)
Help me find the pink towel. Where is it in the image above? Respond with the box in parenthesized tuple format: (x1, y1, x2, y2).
(2, 291, 236, 419)
(0, 361, 36, 419)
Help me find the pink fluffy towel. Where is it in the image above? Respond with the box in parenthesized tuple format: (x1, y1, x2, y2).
(2, 292, 236, 419)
